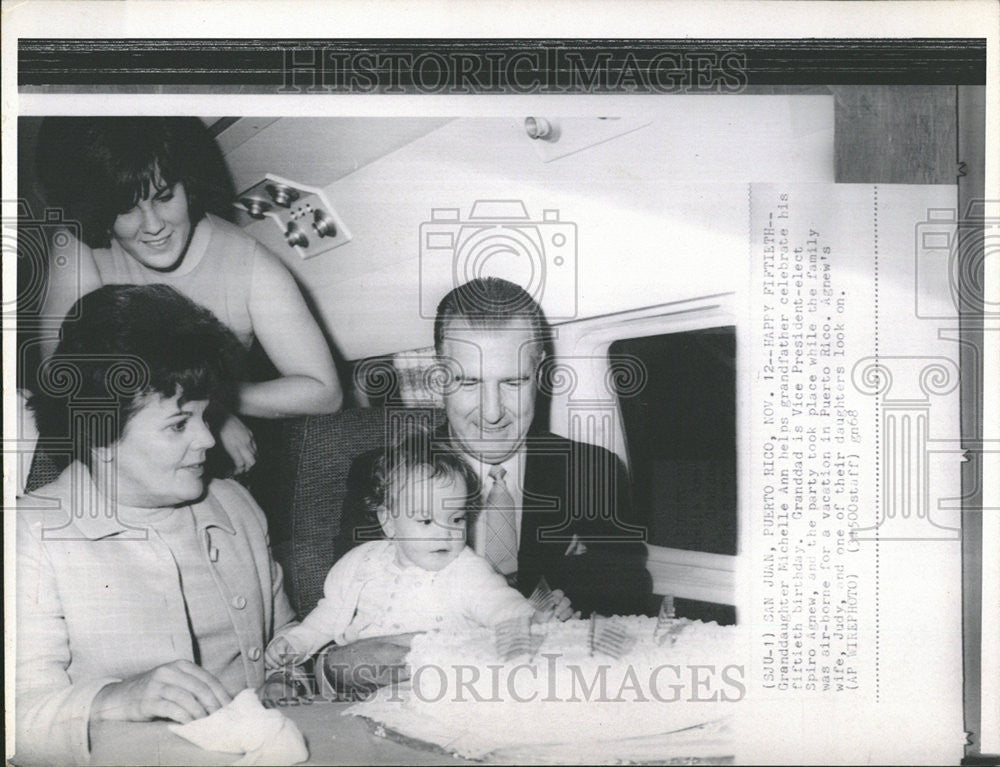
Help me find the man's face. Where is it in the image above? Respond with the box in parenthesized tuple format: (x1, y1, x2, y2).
(439, 320, 542, 464)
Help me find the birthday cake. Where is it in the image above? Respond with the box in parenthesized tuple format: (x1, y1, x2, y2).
(344, 615, 741, 763)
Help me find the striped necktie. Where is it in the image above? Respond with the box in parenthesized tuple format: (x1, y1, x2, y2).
(483, 465, 518, 576)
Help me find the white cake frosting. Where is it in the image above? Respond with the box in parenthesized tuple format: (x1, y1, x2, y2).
(345, 616, 741, 762)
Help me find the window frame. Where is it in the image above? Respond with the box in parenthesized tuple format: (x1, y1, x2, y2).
(549, 292, 742, 606)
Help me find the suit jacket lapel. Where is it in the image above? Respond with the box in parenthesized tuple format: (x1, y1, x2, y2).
(522, 432, 574, 552)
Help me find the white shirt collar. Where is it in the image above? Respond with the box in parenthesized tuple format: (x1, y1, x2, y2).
(468, 450, 525, 499)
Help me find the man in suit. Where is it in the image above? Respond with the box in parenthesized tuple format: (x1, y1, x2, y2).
(337, 277, 651, 611)
(322, 278, 652, 692)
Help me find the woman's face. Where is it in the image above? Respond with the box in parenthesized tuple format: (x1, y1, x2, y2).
(104, 392, 215, 508)
(111, 181, 193, 271)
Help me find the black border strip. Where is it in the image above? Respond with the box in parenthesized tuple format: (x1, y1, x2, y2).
(19, 38, 986, 88)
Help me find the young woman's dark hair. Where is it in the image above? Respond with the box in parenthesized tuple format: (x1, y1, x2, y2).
(30, 284, 245, 466)
(35, 117, 236, 249)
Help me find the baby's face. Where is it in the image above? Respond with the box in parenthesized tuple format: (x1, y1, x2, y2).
(381, 472, 469, 572)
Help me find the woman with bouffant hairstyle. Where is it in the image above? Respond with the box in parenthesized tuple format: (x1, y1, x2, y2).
(17, 284, 297, 766)
(35, 117, 343, 475)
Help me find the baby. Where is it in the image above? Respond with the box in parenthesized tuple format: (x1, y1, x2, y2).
(266, 430, 571, 667)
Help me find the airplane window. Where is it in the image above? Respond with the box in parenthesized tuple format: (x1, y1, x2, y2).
(610, 326, 737, 556)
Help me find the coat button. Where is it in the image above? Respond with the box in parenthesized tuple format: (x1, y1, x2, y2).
(232, 595, 247, 610)
(248, 647, 261, 661)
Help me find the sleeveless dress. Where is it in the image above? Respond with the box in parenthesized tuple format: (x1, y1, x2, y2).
(91, 213, 264, 348)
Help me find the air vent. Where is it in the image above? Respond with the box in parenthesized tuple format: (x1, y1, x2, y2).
(235, 174, 352, 259)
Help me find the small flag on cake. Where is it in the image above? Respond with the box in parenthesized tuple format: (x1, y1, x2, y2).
(528, 576, 559, 612)
(494, 615, 534, 660)
(654, 595, 687, 646)
(589, 614, 638, 659)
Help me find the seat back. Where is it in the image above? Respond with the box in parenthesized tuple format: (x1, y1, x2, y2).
(25, 445, 68, 494)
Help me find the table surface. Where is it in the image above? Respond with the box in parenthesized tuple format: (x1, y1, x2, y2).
(89, 699, 734, 766)
(89, 700, 470, 766)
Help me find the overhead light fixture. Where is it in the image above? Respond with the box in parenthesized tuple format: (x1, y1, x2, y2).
(524, 117, 555, 141)
(234, 173, 352, 259)
(239, 196, 271, 220)
(527, 117, 652, 163)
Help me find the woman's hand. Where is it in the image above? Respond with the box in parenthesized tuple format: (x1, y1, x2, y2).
(219, 414, 257, 475)
(90, 660, 231, 724)
(532, 589, 579, 623)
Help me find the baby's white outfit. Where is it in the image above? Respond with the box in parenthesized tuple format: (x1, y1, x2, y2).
(275, 541, 534, 654)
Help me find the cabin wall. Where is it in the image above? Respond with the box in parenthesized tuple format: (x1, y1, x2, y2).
(236, 98, 834, 360)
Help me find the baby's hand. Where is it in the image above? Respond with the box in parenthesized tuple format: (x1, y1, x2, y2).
(532, 589, 579, 623)
(265, 635, 307, 669)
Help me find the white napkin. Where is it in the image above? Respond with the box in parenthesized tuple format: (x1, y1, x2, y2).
(167, 688, 309, 765)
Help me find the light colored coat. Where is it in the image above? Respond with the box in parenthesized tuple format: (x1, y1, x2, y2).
(15, 464, 297, 766)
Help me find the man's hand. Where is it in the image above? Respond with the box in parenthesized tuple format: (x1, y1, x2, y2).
(317, 634, 418, 696)
(532, 588, 579, 623)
